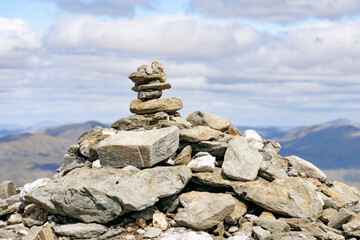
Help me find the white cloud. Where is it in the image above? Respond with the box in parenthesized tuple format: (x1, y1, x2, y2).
(191, 0, 360, 22)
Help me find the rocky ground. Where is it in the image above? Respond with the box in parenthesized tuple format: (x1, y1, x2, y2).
(1, 61, 359, 240)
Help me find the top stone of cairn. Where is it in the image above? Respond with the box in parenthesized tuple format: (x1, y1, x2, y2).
(129, 60, 167, 85)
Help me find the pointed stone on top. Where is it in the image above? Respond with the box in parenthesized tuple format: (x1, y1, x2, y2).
(129, 61, 167, 85)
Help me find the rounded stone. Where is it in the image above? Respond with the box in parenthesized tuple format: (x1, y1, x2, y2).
(137, 90, 162, 101)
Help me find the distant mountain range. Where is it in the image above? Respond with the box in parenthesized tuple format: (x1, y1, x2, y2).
(0, 118, 359, 186)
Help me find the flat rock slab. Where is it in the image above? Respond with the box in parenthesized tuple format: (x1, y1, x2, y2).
(234, 177, 324, 219)
(186, 111, 231, 132)
(53, 223, 107, 239)
(192, 167, 246, 188)
(130, 97, 183, 114)
(222, 136, 263, 181)
(129, 71, 166, 84)
(286, 155, 327, 182)
(96, 126, 179, 168)
(25, 166, 192, 223)
(174, 191, 235, 230)
(132, 82, 171, 92)
(180, 126, 224, 143)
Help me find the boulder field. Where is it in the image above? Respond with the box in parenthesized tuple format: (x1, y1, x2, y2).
(0, 61, 359, 240)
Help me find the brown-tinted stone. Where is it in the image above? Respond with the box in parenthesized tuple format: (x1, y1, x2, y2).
(130, 98, 183, 114)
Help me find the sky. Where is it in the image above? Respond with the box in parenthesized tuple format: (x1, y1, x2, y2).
(0, 0, 360, 127)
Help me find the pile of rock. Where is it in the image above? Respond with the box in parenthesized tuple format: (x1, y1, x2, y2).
(129, 61, 183, 115)
(1, 62, 360, 240)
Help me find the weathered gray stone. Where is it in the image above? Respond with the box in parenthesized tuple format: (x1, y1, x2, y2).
(174, 191, 235, 230)
(79, 129, 115, 159)
(342, 213, 360, 235)
(25, 166, 192, 223)
(130, 98, 182, 114)
(328, 208, 356, 229)
(253, 217, 290, 233)
(38, 227, 55, 240)
(138, 90, 162, 101)
(144, 227, 162, 238)
(224, 197, 247, 224)
(67, 143, 80, 155)
(57, 154, 86, 176)
(222, 136, 263, 181)
(263, 140, 281, 153)
(77, 126, 103, 144)
(96, 126, 179, 168)
(192, 167, 246, 188)
(321, 208, 338, 223)
(132, 82, 171, 92)
(186, 111, 231, 132)
(174, 145, 192, 165)
(23, 226, 43, 240)
(53, 223, 107, 239)
(330, 181, 360, 206)
(129, 70, 166, 85)
(0, 195, 21, 217)
(180, 126, 224, 143)
(253, 226, 272, 240)
(159, 228, 213, 240)
(234, 177, 323, 219)
(0, 181, 16, 200)
(274, 231, 317, 240)
(286, 155, 327, 182)
(259, 152, 288, 181)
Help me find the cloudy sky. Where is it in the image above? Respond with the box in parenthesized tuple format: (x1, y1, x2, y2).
(1, 0, 360, 127)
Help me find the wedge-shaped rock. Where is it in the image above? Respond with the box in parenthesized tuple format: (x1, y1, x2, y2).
(130, 98, 183, 114)
(174, 191, 235, 230)
(222, 136, 263, 181)
(25, 166, 192, 223)
(259, 152, 288, 181)
(234, 177, 324, 219)
(186, 111, 231, 132)
(96, 126, 179, 168)
(286, 155, 327, 182)
(180, 126, 224, 143)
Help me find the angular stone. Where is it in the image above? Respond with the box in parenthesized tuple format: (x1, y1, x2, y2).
(259, 211, 276, 219)
(274, 231, 317, 240)
(20, 178, 52, 202)
(226, 126, 241, 136)
(222, 136, 263, 181)
(174, 191, 235, 230)
(243, 130, 265, 150)
(129, 71, 166, 85)
(321, 208, 338, 223)
(79, 128, 116, 159)
(153, 211, 168, 230)
(186, 111, 231, 132)
(259, 152, 288, 181)
(137, 90, 162, 101)
(253, 226, 272, 240)
(132, 82, 171, 92)
(53, 223, 107, 239)
(23, 226, 43, 240)
(0, 195, 20, 217)
(342, 213, 360, 234)
(263, 140, 281, 153)
(0, 181, 16, 200)
(190, 134, 233, 158)
(38, 228, 54, 240)
(57, 154, 86, 176)
(130, 97, 183, 114)
(144, 227, 162, 238)
(234, 177, 323, 219)
(180, 126, 224, 143)
(174, 145, 192, 165)
(25, 166, 192, 223)
(330, 181, 360, 206)
(77, 126, 103, 144)
(328, 208, 356, 229)
(253, 217, 290, 233)
(96, 126, 179, 168)
(286, 155, 327, 182)
(187, 152, 216, 172)
(224, 197, 247, 224)
(192, 167, 246, 188)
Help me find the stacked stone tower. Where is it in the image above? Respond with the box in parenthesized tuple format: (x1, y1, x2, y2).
(129, 60, 183, 114)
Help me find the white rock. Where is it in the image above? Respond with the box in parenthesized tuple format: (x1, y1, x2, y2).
(228, 235, 250, 240)
(249, 140, 265, 150)
(92, 160, 102, 168)
(20, 178, 52, 202)
(187, 153, 216, 172)
(101, 128, 117, 135)
(144, 227, 162, 238)
(244, 130, 264, 143)
(136, 229, 146, 234)
(153, 211, 168, 230)
(159, 228, 213, 240)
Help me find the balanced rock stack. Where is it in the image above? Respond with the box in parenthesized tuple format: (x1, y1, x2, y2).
(129, 61, 183, 114)
(0, 63, 360, 240)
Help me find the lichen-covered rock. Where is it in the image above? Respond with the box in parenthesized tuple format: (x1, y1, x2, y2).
(25, 166, 192, 223)
(96, 126, 179, 168)
(234, 177, 324, 219)
(222, 136, 263, 181)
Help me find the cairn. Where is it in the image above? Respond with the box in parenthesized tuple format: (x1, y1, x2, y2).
(129, 60, 183, 114)
(0, 62, 359, 240)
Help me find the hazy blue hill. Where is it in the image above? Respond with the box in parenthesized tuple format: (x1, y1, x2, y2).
(278, 122, 360, 169)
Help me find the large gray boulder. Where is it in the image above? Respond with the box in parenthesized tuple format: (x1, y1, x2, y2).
(174, 191, 235, 230)
(234, 177, 324, 219)
(25, 166, 192, 223)
(222, 136, 263, 181)
(96, 126, 179, 168)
